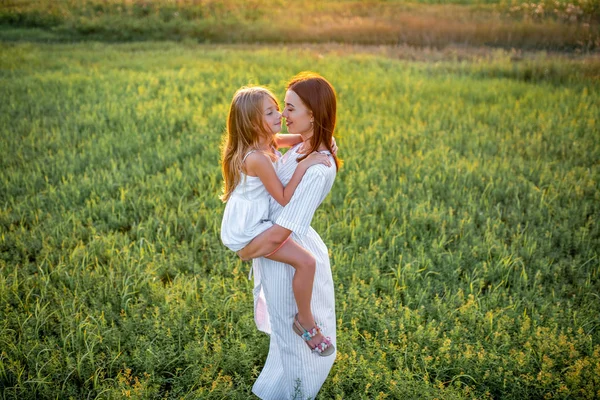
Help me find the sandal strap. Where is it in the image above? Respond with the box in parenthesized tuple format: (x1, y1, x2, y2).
(295, 316, 323, 342)
(312, 336, 333, 354)
(300, 326, 320, 340)
(294, 315, 334, 355)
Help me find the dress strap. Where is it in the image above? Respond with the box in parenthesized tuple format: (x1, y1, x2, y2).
(242, 150, 257, 163)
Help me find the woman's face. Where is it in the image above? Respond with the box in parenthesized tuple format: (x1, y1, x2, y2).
(262, 96, 282, 135)
(282, 90, 312, 136)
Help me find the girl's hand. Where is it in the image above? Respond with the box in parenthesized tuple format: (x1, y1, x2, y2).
(301, 152, 332, 168)
(331, 136, 338, 156)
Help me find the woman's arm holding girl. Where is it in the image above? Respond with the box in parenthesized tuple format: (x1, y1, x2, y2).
(237, 165, 331, 261)
(237, 224, 292, 260)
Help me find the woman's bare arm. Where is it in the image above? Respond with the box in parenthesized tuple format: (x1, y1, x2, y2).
(237, 224, 292, 261)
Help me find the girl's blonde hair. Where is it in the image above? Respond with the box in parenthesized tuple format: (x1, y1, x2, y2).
(220, 86, 279, 202)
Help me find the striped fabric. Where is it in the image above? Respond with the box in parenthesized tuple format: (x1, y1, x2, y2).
(251, 144, 337, 399)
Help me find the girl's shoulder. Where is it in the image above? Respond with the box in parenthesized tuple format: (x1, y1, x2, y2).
(246, 148, 279, 164)
(243, 150, 278, 176)
(242, 149, 260, 163)
(243, 149, 271, 163)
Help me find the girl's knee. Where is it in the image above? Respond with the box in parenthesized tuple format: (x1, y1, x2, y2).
(304, 254, 316, 273)
(294, 253, 316, 272)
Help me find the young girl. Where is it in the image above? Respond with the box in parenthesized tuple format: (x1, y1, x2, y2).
(220, 86, 335, 356)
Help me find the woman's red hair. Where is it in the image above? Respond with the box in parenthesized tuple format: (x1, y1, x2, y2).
(287, 72, 341, 170)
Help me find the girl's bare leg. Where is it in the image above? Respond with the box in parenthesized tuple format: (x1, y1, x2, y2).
(266, 239, 327, 347)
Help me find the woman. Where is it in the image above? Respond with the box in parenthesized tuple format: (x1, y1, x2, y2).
(237, 72, 341, 399)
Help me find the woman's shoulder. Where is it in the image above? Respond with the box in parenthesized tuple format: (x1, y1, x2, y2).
(305, 162, 336, 180)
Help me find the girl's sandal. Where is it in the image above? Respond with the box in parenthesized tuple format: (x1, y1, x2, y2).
(292, 314, 335, 357)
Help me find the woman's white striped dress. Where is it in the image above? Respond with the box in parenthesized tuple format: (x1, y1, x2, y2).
(251, 143, 337, 399)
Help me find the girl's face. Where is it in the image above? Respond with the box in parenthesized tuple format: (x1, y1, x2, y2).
(282, 90, 312, 136)
(262, 96, 282, 135)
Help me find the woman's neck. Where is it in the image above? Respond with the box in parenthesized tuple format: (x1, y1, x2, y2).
(300, 130, 313, 143)
(299, 138, 328, 153)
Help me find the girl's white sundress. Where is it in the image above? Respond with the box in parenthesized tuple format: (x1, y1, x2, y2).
(220, 150, 279, 252)
(251, 143, 337, 399)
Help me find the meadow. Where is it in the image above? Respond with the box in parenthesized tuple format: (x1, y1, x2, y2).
(1, 36, 600, 399)
(1, 0, 599, 51)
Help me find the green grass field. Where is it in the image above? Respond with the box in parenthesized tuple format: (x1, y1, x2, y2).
(1, 39, 599, 398)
